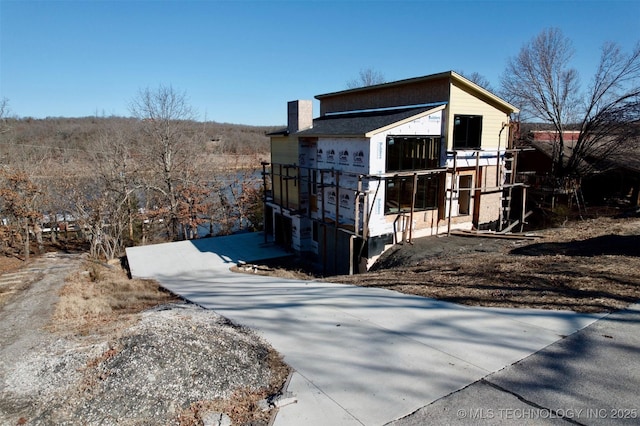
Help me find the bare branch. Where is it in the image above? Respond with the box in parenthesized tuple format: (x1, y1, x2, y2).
(456, 71, 495, 92)
(346, 68, 386, 89)
(502, 28, 640, 181)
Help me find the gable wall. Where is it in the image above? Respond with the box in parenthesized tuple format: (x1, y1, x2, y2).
(447, 83, 511, 151)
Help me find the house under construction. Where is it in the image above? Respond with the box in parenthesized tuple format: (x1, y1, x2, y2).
(263, 71, 525, 275)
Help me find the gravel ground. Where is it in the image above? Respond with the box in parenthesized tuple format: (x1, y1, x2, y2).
(0, 253, 289, 426)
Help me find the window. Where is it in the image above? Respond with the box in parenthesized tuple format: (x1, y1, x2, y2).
(458, 175, 472, 215)
(385, 174, 439, 214)
(386, 136, 440, 171)
(453, 115, 482, 149)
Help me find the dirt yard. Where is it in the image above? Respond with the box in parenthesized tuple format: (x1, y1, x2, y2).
(0, 253, 289, 426)
(246, 216, 640, 314)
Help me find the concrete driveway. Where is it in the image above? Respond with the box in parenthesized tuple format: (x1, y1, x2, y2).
(126, 233, 605, 425)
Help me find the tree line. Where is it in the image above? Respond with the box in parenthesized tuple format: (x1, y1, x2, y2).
(0, 88, 278, 260)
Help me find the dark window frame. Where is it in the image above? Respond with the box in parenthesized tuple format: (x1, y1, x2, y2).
(384, 174, 440, 215)
(386, 136, 441, 172)
(453, 115, 483, 149)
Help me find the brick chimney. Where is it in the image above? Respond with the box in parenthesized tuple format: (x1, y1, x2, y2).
(287, 100, 313, 133)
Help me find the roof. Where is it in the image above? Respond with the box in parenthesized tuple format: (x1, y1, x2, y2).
(522, 138, 640, 175)
(526, 139, 574, 159)
(316, 70, 519, 115)
(266, 128, 288, 136)
(295, 104, 445, 138)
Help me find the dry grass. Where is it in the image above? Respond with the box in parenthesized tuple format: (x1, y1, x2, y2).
(230, 263, 315, 280)
(0, 256, 25, 274)
(1, 254, 291, 426)
(330, 217, 640, 313)
(178, 389, 273, 426)
(239, 217, 640, 314)
(0, 257, 42, 308)
(177, 351, 291, 426)
(51, 262, 290, 426)
(51, 261, 180, 335)
(344, 252, 640, 313)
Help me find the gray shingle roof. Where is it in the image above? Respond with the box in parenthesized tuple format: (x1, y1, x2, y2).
(296, 106, 439, 137)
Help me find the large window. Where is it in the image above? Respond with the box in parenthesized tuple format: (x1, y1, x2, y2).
(453, 115, 482, 149)
(385, 174, 440, 214)
(386, 136, 440, 171)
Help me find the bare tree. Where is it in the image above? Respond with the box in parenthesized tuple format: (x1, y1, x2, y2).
(176, 179, 213, 239)
(130, 85, 198, 240)
(67, 175, 123, 260)
(83, 125, 141, 258)
(347, 68, 386, 89)
(0, 169, 41, 259)
(456, 70, 495, 92)
(217, 155, 264, 233)
(501, 28, 640, 181)
(0, 98, 10, 133)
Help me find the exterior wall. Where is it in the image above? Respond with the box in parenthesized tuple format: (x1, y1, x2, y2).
(298, 138, 317, 218)
(381, 206, 442, 237)
(314, 137, 369, 228)
(271, 135, 298, 163)
(445, 171, 473, 218)
(271, 136, 300, 209)
(319, 77, 450, 115)
(531, 130, 580, 148)
(365, 110, 445, 239)
(317, 224, 362, 275)
(370, 109, 444, 151)
(447, 83, 511, 151)
(441, 162, 503, 229)
(266, 203, 314, 252)
(290, 215, 313, 252)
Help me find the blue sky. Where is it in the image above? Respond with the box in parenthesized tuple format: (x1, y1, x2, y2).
(1, 0, 639, 125)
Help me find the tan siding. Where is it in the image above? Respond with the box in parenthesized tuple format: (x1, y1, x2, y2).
(270, 136, 300, 208)
(447, 83, 511, 151)
(271, 136, 298, 164)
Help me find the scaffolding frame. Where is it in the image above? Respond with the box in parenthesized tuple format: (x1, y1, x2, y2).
(263, 147, 530, 274)
(444, 148, 531, 235)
